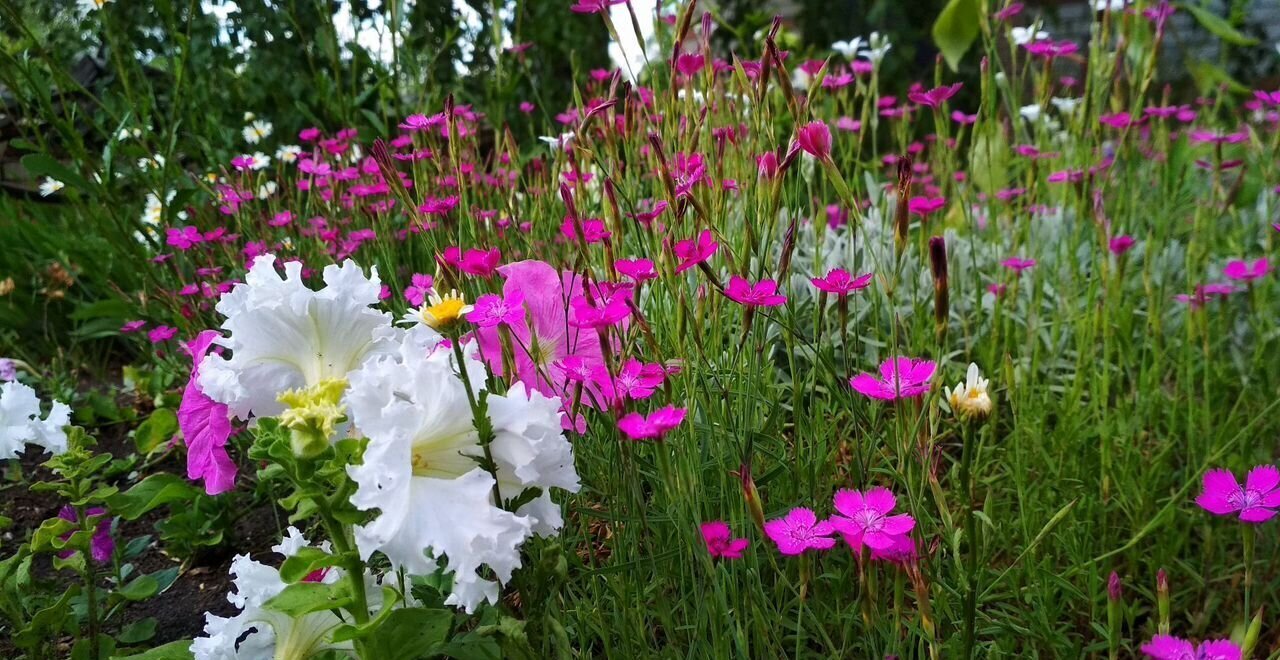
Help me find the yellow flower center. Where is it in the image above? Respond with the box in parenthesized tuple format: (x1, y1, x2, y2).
(421, 290, 471, 330)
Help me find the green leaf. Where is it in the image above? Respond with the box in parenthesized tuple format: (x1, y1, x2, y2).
(107, 474, 198, 521)
(119, 574, 160, 601)
(1178, 3, 1259, 46)
(932, 0, 981, 71)
(134, 409, 179, 454)
(264, 582, 352, 617)
(363, 608, 454, 660)
(112, 639, 195, 659)
(20, 153, 94, 192)
(117, 617, 158, 643)
(30, 517, 76, 553)
(278, 547, 345, 584)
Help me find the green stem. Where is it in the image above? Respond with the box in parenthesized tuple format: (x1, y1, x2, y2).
(961, 424, 978, 659)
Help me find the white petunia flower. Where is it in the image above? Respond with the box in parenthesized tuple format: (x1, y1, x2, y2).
(38, 177, 64, 197)
(198, 255, 399, 423)
(191, 530, 357, 660)
(345, 335, 579, 613)
(1, 381, 71, 459)
(1019, 104, 1043, 123)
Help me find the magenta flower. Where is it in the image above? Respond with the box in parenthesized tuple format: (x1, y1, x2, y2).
(1140, 635, 1240, 660)
(569, 0, 625, 14)
(850, 356, 937, 400)
(723, 276, 786, 308)
(617, 405, 687, 440)
(1001, 257, 1037, 273)
(595, 359, 665, 402)
(1108, 235, 1136, 256)
(829, 488, 916, 551)
(674, 230, 719, 274)
(616, 258, 658, 283)
(1195, 465, 1280, 523)
(57, 506, 114, 563)
(701, 521, 750, 560)
(178, 330, 236, 495)
(403, 273, 434, 307)
(121, 320, 146, 333)
(569, 286, 633, 329)
(810, 268, 873, 296)
(459, 247, 502, 277)
(764, 508, 837, 556)
(1223, 257, 1271, 283)
(908, 196, 946, 216)
(148, 326, 178, 343)
(1255, 90, 1280, 106)
(796, 121, 833, 161)
(468, 291, 526, 328)
(908, 83, 963, 109)
(166, 226, 204, 251)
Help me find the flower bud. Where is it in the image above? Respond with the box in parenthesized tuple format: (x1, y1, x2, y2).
(929, 236, 949, 342)
(1156, 568, 1170, 634)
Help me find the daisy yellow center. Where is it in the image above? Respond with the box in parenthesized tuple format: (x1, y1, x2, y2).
(422, 298, 468, 329)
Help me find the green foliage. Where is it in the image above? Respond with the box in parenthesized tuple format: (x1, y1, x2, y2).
(932, 0, 981, 71)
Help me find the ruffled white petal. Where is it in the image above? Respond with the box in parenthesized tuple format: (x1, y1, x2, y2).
(0, 381, 70, 459)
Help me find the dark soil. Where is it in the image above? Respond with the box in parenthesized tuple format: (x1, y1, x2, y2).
(0, 406, 280, 656)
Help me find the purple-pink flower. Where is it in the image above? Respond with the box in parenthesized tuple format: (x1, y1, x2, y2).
(796, 121, 833, 161)
(764, 507, 837, 555)
(1108, 235, 1136, 256)
(468, 290, 526, 328)
(723, 276, 786, 308)
(829, 487, 916, 552)
(1195, 465, 1280, 523)
(616, 258, 658, 282)
(810, 268, 874, 296)
(403, 273, 434, 307)
(1140, 635, 1240, 660)
(1001, 257, 1037, 273)
(1223, 257, 1271, 283)
(701, 521, 749, 559)
(850, 357, 937, 400)
(674, 230, 719, 274)
(617, 405, 687, 440)
(908, 83, 963, 109)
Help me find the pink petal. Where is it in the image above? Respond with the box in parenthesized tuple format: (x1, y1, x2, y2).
(880, 514, 915, 536)
(1245, 464, 1280, 494)
(1238, 506, 1277, 523)
(1196, 469, 1241, 515)
(786, 507, 817, 527)
(864, 487, 897, 514)
(832, 489, 865, 516)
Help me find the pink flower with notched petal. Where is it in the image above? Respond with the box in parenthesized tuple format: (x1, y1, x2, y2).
(594, 359, 665, 402)
(908, 83, 963, 109)
(1108, 235, 1136, 255)
(617, 405, 687, 440)
(569, 284, 632, 329)
(616, 258, 658, 283)
(701, 521, 750, 560)
(764, 508, 837, 555)
(796, 121, 833, 160)
(403, 273, 434, 307)
(1195, 465, 1280, 523)
(459, 247, 501, 277)
(1140, 635, 1240, 660)
(1222, 257, 1271, 282)
(121, 320, 147, 333)
(148, 326, 178, 343)
(467, 290, 526, 328)
(850, 356, 936, 401)
(569, 0, 625, 14)
(1001, 257, 1037, 273)
(810, 268, 873, 296)
(674, 230, 719, 273)
(723, 276, 786, 308)
(829, 487, 916, 552)
(908, 196, 946, 216)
